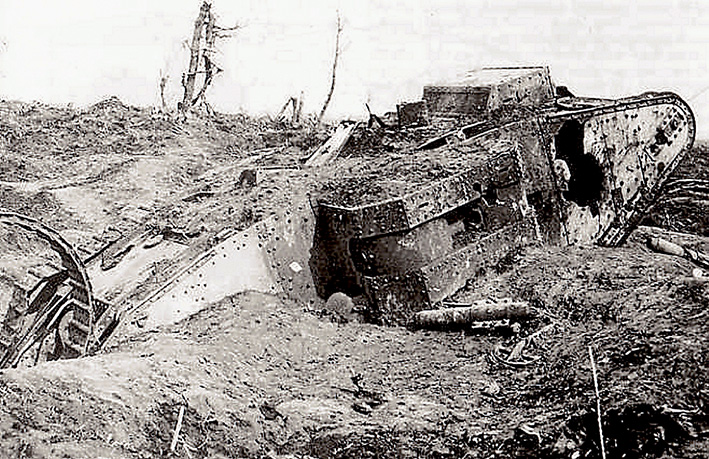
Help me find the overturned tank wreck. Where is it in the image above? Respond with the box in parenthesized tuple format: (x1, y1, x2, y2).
(0, 66, 696, 367)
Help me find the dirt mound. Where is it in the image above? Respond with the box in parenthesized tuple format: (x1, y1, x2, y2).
(0, 99, 332, 253)
(0, 292, 462, 458)
(0, 227, 707, 458)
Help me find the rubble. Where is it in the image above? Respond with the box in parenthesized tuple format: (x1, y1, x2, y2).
(304, 121, 358, 167)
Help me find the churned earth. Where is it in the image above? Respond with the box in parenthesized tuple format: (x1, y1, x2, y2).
(0, 99, 707, 458)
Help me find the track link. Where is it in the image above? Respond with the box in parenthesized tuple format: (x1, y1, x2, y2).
(0, 213, 96, 367)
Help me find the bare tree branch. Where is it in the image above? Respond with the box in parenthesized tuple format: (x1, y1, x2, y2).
(214, 24, 241, 33)
(277, 97, 294, 120)
(316, 12, 343, 128)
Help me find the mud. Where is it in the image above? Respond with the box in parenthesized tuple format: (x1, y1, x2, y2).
(0, 229, 707, 458)
(0, 99, 707, 458)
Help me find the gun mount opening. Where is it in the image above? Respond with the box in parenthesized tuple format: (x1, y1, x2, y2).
(554, 119, 605, 210)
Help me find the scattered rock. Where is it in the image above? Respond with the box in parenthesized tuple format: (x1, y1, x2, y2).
(352, 401, 372, 415)
(143, 233, 164, 249)
(238, 169, 257, 188)
(259, 402, 282, 421)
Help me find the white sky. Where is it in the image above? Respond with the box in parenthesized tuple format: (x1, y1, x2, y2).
(1, 0, 708, 135)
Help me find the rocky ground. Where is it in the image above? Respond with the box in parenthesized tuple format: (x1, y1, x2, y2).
(0, 99, 707, 458)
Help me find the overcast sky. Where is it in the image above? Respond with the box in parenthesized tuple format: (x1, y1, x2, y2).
(1, 0, 707, 135)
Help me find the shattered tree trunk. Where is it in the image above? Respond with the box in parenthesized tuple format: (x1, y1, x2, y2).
(180, 2, 238, 115)
(294, 91, 304, 124)
(412, 299, 534, 329)
(277, 98, 294, 120)
(191, 7, 218, 107)
(305, 122, 357, 167)
(276, 92, 304, 124)
(181, 1, 211, 113)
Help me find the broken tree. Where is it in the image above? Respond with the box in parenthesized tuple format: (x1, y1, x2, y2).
(180, 1, 239, 114)
(276, 92, 305, 124)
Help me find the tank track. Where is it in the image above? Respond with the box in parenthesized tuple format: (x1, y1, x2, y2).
(0, 212, 97, 367)
(547, 92, 696, 246)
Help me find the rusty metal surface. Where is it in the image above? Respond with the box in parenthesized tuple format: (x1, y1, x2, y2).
(254, 197, 318, 306)
(420, 215, 538, 303)
(350, 218, 457, 277)
(423, 86, 490, 117)
(311, 148, 529, 301)
(364, 215, 539, 325)
(349, 182, 532, 276)
(126, 226, 280, 331)
(423, 67, 554, 117)
(397, 101, 428, 127)
(547, 92, 696, 246)
(98, 197, 318, 338)
(319, 151, 522, 239)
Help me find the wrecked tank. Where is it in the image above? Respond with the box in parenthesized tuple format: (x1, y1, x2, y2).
(0, 66, 695, 367)
(310, 67, 695, 324)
